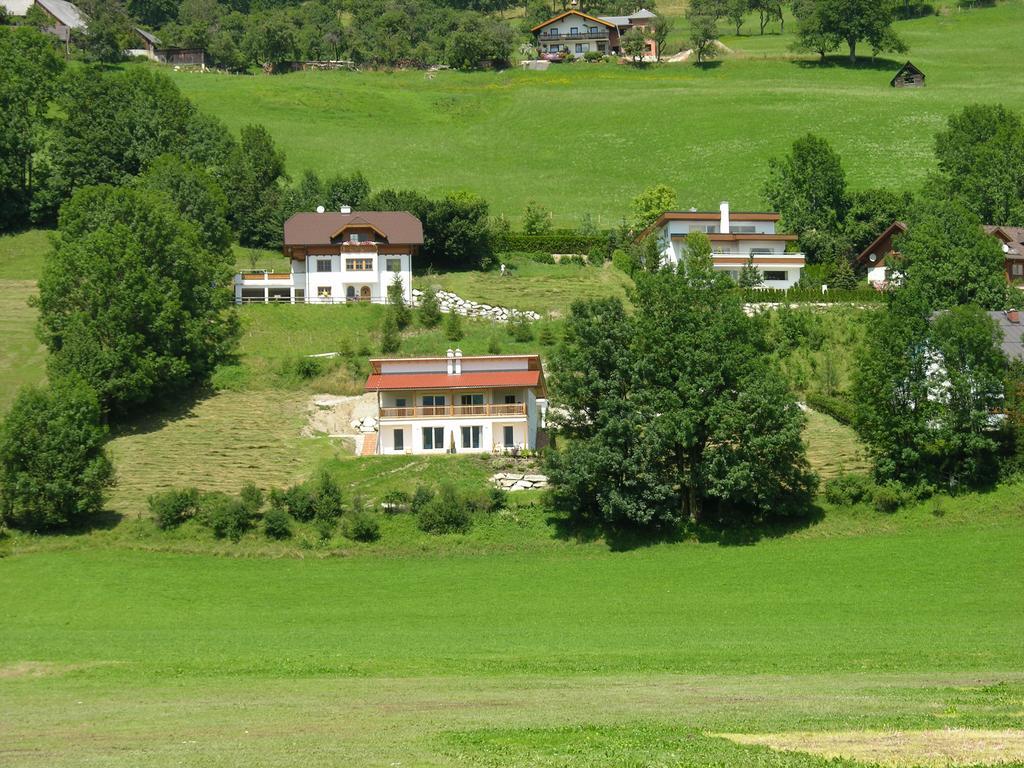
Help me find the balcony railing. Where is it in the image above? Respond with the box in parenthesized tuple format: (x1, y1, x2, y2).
(537, 31, 608, 41)
(379, 403, 527, 419)
(239, 271, 292, 281)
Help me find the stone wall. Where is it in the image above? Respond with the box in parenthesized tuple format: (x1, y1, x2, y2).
(491, 472, 548, 491)
(413, 288, 541, 323)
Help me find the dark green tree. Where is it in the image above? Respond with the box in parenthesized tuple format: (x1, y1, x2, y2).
(522, 200, 551, 235)
(933, 104, 1024, 226)
(894, 197, 1009, 310)
(36, 186, 239, 415)
(687, 13, 720, 64)
(629, 184, 676, 231)
(380, 308, 401, 353)
(828, 255, 857, 290)
(387, 274, 411, 329)
(222, 123, 287, 248)
(77, 0, 131, 63)
(763, 133, 848, 262)
(790, 0, 837, 60)
(815, 0, 906, 64)
(243, 12, 298, 72)
(621, 26, 649, 64)
(444, 309, 464, 342)
(0, 379, 114, 531)
(418, 286, 442, 327)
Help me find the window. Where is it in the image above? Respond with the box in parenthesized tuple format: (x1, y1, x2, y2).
(317, 286, 332, 298)
(393, 429, 404, 451)
(422, 427, 444, 450)
(1013, 263, 1023, 277)
(349, 233, 360, 243)
(732, 225, 757, 234)
(460, 394, 484, 406)
(294, 288, 305, 301)
(763, 270, 788, 282)
(422, 394, 446, 407)
(575, 43, 583, 53)
(590, 25, 598, 33)
(346, 258, 373, 271)
(570, 26, 578, 33)
(346, 286, 356, 300)
(749, 247, 775, 255)
(461, 426, 482, 449)
(395, 397, 407, 408)
(385, 258, 401, 273)
(504, 394, 517, 404)
(703, 225, 720, 234)
(502, 426, 515, 448)
(316, 258, 332, 273)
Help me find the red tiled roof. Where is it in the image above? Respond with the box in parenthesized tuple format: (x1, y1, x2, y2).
(365, 371, 543, 392)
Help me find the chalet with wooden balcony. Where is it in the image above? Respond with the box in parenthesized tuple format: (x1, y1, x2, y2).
(233, 206, 422, 304)
(364, 351, 547, 455)
(643, 202, 806, 289)
(531, 8, 657, 60)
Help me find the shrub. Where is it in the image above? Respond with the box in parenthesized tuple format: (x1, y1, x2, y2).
(487, 485, 508, 512)
(268, 487, 288, 512)
(313, 471, 344, 521)
(381, 490, 410, 514)
(411, 484, 435, 515)
(488, 334, 502, 354)
(198, 492, 251, 541)
(263, 507, 293, 539)
(538, 324, 555, 346)
(507, 313, 533, 342)
(611, 248, 638, 276)
(418, 484, 473, 534)
(345, 508, 381, 542)
(381, 309, 401, 353)
(284, 484, 316, 521)
(583, 50, 604, 62)
(560, 254, 588, 266)
(239, 482, 264, 513)
(525, 251, 555, 264)
(418, 287, 442, 328)
(294, 357, 322, 379)
(872, 481, 909, 513)
(0, 380, 114, 532)
(805, 392, 857, 426)
(314, 515, 335, 541)
(823, 473, 874, 506)
(148, 487, 199, 530)
(445, 310, 464, 342)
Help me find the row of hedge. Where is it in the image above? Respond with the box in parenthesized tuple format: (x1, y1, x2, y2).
(493, 231, 610, 255)
(739, 286, 885, 304)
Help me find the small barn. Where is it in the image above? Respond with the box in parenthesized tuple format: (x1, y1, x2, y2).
(890, 61, 925, 88)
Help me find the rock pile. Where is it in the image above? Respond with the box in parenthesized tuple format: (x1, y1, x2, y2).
(490, 472, 549, 491)
(350, 416, 378, 434)
(412, 288, 541, 323)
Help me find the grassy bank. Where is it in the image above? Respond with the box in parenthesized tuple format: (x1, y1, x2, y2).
(165, 4, 1024, 224)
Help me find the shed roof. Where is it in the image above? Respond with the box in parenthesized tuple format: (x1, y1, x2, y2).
(134, 26, 161, 46)
(890, 61, 924, 86)
(2, 0, 35, 16)
(36, 0, 87, 28)
(283, 211, 423, 246)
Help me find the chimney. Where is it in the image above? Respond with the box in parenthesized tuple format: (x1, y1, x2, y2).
(454, 348, 463, 375)
(446, 348, 455, 375)
(1008, 309, 1020, 324)
(719, 201, 730, 234)
(340, 205, 352, 214)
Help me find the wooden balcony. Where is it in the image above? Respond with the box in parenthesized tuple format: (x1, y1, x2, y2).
(379, 403, 527, 419)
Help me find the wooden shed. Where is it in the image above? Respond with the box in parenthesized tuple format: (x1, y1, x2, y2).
(890, 61, 925, 88)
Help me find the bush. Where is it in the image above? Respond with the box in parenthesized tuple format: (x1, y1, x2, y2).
(560, 254, 588, 266)
(284, 484, 316, 521)
(0, 380, 114, 532)
(488, 334, 502, 354)
(805, 392, 857, 426)
(538, 324, 555, 346)
(823, 473, 874, 506)
(487, 485, 508, 512)
(263, 507, 293, 539)
(313, 471, 344, 521)
(239, 482, 264, 513)
(507, 313, 534, 342)
(293, 357, 322, 379)
(445, 310, 464, 342)
(314, 515, 336, 541)
(381, 490, 410, 514)
(411, 484, 434, 515)
(198, 492, 252, 541)
(344, 508, 381, 542)
(872, 481, 909, 513)
(524, 251, 555, 264)
(148, 487, 199, 530)
(611, 248, 638, 277)
(418, 287, 442, 328)
(417, 484, 473, 534)
(583, 50, 604, 62)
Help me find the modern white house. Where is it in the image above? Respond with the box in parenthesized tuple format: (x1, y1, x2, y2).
(644, 202, 806, 289)
(233, 207, 421, 305)
(363, 351, 547, 456)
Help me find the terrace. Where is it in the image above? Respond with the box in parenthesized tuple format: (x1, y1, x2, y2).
(379, 403, 527, 419)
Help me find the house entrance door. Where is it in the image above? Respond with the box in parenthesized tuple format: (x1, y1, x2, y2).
(360, 285, 371, 301)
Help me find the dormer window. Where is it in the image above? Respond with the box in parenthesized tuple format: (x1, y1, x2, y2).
(349, 233, 360, 243)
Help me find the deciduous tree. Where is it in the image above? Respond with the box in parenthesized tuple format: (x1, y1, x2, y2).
(629, 183, 676, 231)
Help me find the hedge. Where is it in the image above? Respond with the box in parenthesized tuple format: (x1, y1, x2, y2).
(494, 231, 610, 256)
(805, 392, 857, 426)
(740, 286, 885, 304)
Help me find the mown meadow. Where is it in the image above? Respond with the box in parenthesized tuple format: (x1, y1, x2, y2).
(165, 4, 1024, 225)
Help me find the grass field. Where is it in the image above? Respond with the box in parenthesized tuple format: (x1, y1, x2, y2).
(1, 490, 1022, 766)
(165, 4, 1024, 225)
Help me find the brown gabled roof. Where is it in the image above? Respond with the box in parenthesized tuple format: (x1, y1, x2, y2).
(984, 225, 1024, 258)
(530, 10, 615, 32)
(855, 220, 907, 266)
(284, 211, 423, 246)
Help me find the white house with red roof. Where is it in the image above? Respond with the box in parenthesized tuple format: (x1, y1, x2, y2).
(644, 201, 806, 289)
(363, 351, 546, 455)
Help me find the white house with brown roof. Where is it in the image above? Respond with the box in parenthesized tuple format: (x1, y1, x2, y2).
(363, 351, 547, 456)
(531, 8, 657, 60)
(645, 202, 806, 289)
(234, 207, 422, 304)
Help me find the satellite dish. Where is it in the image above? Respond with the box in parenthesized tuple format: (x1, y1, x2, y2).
(869, 253, 877, 263)
(316, 205, 325, 214)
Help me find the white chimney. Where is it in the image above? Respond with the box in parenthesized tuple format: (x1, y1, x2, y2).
(446, 348, 455, 375)
(719, 201, 730, 234)
(454, 348, 463, 375)
(340, 205, 352, 214)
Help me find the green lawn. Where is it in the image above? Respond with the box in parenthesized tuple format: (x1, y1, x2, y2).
(166, 4, 1024, 225)
(0, 280, 46, 412)
(1, 492, 1022, 765)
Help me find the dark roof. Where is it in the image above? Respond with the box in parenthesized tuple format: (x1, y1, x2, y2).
(890, 61, 925, 85)
(983, 226, 1024, 258)
(856, 221, 908, 265)
(283, 211, 423, 246)
(36, 0, 86, 27)
(134, 27, 161, 46)
(988, 311, 1024, 361)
